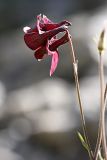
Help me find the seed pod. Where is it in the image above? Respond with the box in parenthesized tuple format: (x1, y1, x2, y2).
(98, 29, 106, 54)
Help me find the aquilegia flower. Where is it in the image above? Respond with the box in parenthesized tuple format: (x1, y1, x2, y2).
(23, 14, 71, 76)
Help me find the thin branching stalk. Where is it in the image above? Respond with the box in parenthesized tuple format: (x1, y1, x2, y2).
(67, 31, 93, 160)
(94, 54, 107, 160)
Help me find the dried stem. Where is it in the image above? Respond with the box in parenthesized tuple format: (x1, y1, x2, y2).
(99, 54, 107, 159)
(94, 54, 107, 160)
(67, 31, 93, 160)
(94, 108, 102, 160)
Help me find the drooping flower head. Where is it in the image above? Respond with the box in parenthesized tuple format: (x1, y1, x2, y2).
(23, 14, 71, 75)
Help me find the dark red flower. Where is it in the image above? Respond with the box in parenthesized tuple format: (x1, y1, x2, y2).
(23, 14, 71, 75)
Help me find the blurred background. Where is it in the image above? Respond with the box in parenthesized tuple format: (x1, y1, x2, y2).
(0, 0, 107, 159)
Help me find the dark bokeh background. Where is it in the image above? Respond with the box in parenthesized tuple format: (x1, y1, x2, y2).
(0, 0, 107, 160)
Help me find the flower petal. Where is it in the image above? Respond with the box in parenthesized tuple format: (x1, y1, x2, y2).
(38, 14, 71, 32)
(46, 39, 59, 75)
(43, 26, 67, 40)
(24, 32, 41, 50)
(37, 14, 45, 34)
(42, 15, 71, 26)
(24, 26, 66, 51)
(34, 46, 47, 60)
(40, 20, 71, 31)
(23, 26, 31, 33)
(50, 52, 59, 76)
(23, 25, 38, 34)
(49, 31, 69, 51)
(42, 15, 53, 24)
(24, 27, 65, 50)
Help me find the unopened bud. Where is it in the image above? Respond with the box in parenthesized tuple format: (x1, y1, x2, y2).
(98, 29, 106, 54)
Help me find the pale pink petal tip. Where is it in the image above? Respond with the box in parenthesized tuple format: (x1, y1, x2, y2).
(23, 26, 31, 33)
(50, 52, 59, 76)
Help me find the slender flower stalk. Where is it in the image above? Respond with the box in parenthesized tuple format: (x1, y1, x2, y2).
(99, 53, 107, 159)
(94, 54, 107, 160)
(94, 29, 107, 160)
(67, 31, 93, 160)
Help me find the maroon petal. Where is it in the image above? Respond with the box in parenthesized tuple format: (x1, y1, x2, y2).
(37, 14, 71, 32)
(24, 32, 41, 50)
(34, 46, 47, 60)
(39, 21, 71, 31)
(42, 26, 67, 40)
(49, 31, 69, 51)
(24, 27, 67, 50)
(27, 27, 38, 34)
(59, 21, 71, 27)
